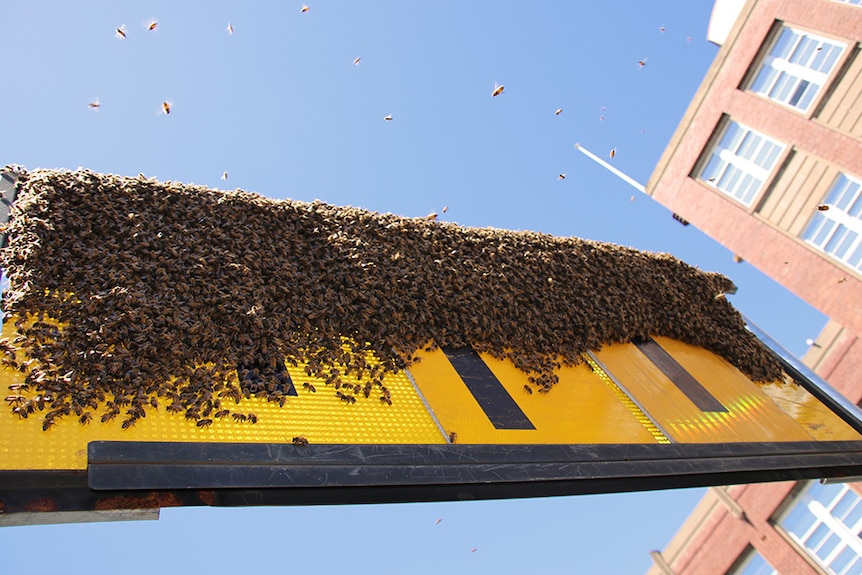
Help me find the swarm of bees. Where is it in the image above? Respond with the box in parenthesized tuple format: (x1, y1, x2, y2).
(0, 168, 784, 429)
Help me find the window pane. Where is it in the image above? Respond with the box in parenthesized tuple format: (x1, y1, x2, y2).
(791, 36, 817, 66)
(847, 243, 862, 269)
(833, 546, 856, 574)
(798, 84, 819, 110)
(823, 46, 842, 72)
(824, 225, 851, 255)
(752, 67, 778, 94)
(721, 122, 743, 149)
(773, 28, 797, 59)
(816, 533, 841, 560)
(752, 26, 844, 112)
(807, 523, 831, 549)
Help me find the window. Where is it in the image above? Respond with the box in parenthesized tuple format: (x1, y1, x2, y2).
(778, 481, 862, 575)
(833, 0, 862, 6)
(749, 26, 845, 113)
(731, 547, 778, 575)
(802, 173, 862, 273)
(698, 120, 785, 206)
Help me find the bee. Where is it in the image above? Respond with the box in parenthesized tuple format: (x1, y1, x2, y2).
(214, 409, 230, 419)
(714, 293, 726, 300)
(838, 277, 848, 284)
(79, 412, 92, 425)
(302, 382, 316, 393)
(491, 83, 504, 97)
(817, 204, 830, 211)
(353, 57, 361, 66)
(121, 418, 136, 429)
(638, 59, 647, 68)
(523, 384, 532, 394)
(442, 206, 449, 213)
(379, 395, 392, 405)
(146, 18, 158, 32)
(221, 171, 228, 181)
(42, 417, 56, 431)
(425, 213, 438, 220)
(161, 101, 172, 115)
(600, 115, 605, 121)
(115, 25, 127, 39)
(435, 518, 442, 525)
(300, 5, 310, 13)
(384, 114, 393, 121)
(5, 394, 25, 406)
(558, 174, 566, 181)
(292, 436, 309, 445)
(88, 99, 101, 110)
(226, 22, 234, 35)
(470, 548, 477, 553)
(447, 431, 457, 444)
(247, 413, 258, 424)
(554, 108, 562, 116)
(196, 418, 213, 428)
(659, 26, 666, 33)
(232, 413, 247, 422)
(630, 195, 636, 202)
(609, 148, 617, 159)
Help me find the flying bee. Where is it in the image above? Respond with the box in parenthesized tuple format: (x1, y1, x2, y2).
(491, 82, 504, 97)
(88, 99, 101, 110)
(558, 173, 566, 181)
(442, 205, 449, 213)
(435, 518, 442, 525)
(425, 213, 438, 220)
(384, 114, 393, 121)
(554, 108, 563, 116)
(659, 26, 666, 33)
(300, 5, 309, 12)
(353, 57, 361, 65)
(145, 18, 158, 31)
(196, 418, 213, 428)
(226, 22, 234, 35)
(221, 171, 228, 180)
(292, 436, 309, 445)
(638, 58, 647, 68)
(115, 25, 127, 39)
(609, 148, 617, 159)
(161, 101, 172, 115)
(817, 204, 830, 211)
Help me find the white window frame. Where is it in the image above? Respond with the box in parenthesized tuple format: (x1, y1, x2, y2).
(778, 481, 862, 575)
(833, 0, 862, 7)
(698, 120, 786, 207)
(748, 25, 845, 113)
(802, 173, 862, 273)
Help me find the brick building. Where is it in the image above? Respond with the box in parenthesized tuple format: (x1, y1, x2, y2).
(646, 0, 862, 573)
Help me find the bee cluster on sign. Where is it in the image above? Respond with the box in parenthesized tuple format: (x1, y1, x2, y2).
(0, 168, 783, 430)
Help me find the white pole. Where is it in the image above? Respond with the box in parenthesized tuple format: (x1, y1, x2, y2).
(574, 143, 646, 194)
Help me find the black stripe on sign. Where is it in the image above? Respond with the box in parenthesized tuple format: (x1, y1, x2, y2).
(442, 347, 535, 430)
(634, 338, 727, 413)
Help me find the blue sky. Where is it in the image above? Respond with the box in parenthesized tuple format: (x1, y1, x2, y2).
(0, 2, 828, 573)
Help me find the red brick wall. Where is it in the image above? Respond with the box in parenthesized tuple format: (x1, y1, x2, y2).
(649, 0, 862, 338)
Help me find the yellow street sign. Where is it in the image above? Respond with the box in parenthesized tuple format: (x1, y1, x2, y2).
(1, 168, 862, 522)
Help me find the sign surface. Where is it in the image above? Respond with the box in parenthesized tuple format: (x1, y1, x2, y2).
(1, 168, 862, 522)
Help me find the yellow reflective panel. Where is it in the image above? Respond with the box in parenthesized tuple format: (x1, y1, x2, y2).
(0, 324, 445, 472)
(594, 338, 815, 443)
(757, 378, 862, 441)
(408, 348, 662, 444)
